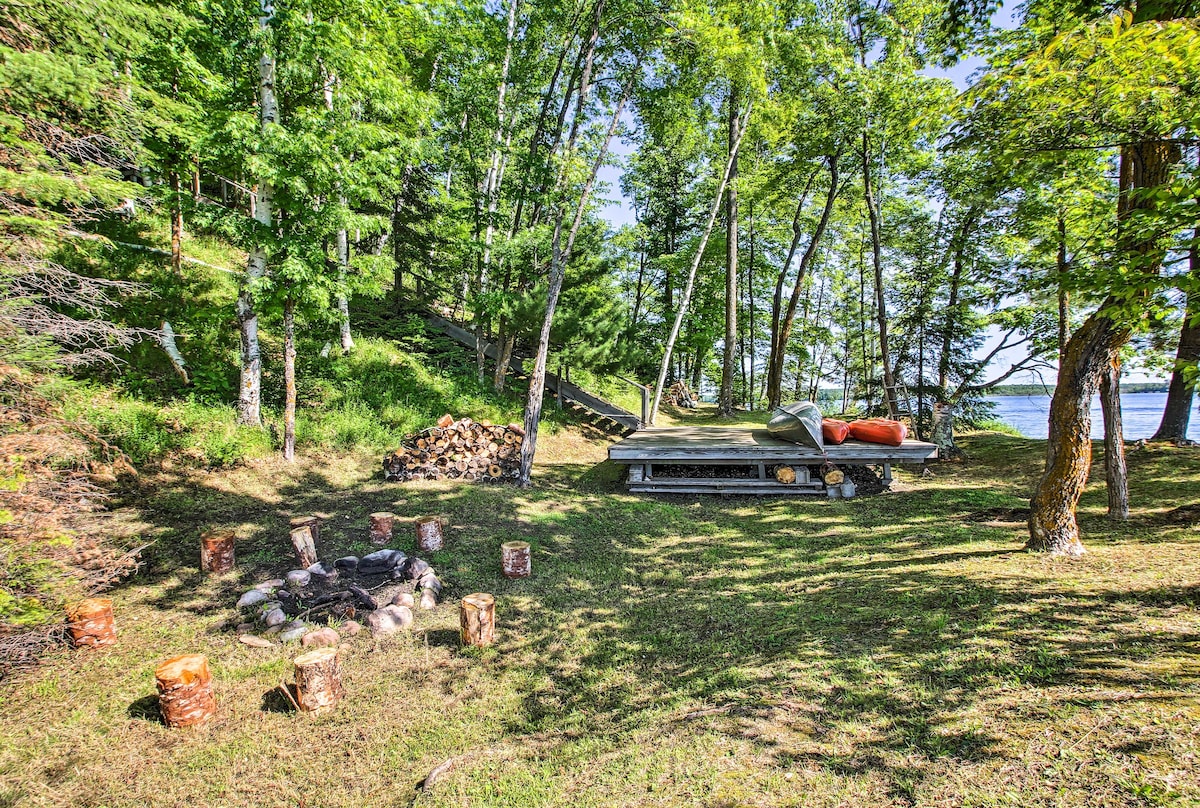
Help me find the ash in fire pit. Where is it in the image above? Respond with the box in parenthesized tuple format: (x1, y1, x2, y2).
(235, 549, 444, 645)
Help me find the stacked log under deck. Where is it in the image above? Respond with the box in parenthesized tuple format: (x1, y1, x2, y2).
(607, 427, 938, 495)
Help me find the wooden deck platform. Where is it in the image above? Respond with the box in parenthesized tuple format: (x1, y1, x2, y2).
(607, 427, 938, 495)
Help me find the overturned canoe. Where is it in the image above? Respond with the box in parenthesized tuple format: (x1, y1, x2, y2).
(767, 401, 824, 450)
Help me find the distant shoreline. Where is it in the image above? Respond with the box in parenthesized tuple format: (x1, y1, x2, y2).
(987, 383, 1169, 396)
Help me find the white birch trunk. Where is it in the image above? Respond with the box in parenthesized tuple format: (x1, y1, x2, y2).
(237, 0, 276, 427)
(650, 101, 753, 424)
(159, 320, 189, 385)
(476, 0, 521, 381)
(517, 3, 611, 486)
(323, 69, 354, 352)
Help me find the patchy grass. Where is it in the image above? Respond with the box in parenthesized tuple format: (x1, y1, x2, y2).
(0, 432, 1197, 807)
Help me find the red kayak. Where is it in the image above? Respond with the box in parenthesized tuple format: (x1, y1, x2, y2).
(822, 418, 850, 445)
(848, 418, 908, 446)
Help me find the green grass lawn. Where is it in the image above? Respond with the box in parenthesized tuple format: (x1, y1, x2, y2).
(1, 431, 1197, 807)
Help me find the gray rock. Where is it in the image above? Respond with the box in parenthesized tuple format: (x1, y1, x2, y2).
(237, 590, 268, 609)
(239, 634, 275, 648)
(419, 589, 437, 610)
(286, 570, 312, 588)
(418, 573, 442, 594)
(264, 625, 282, 636)
(359, 549, 405, 575)
(279, 626, 307, 643)
(334, 556, 359, 571)
(307, 561, 337, 580)
(255, 578, 285, 592)
(264, 608, 287, 627)
(260, 600, 283, 614)
(391, 591, 415, 608)
(236, 622, 255, 633)
(341, 620, 362, 637)
(395, 557, 430, 582)
(366, 604, 413, 636)
(301, 627, 340, 648)
(284, 619, 307, 632)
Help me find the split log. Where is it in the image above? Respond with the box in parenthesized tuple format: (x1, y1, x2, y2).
(289, 515, 322, 544)
(436, 413, 454, 428)
(155, 654, 216, 727)
(369, 512, 395, 545)
(415, 516, 444, 552)
(501, 541, 531, 579)
(199, 529, 236, 573)
(290, 524, 318, 568)
(65, 598, 116, 648)
(292, 647, 344, 713)
(460, 593, 495, 647)
(775, 466, 797, 485)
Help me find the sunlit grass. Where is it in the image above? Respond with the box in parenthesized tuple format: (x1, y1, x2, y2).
(0, 433, 1197, 806)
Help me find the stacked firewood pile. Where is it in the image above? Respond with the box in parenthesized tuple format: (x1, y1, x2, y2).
(382, 414, 525, 483)
(665, 381, 696, 408)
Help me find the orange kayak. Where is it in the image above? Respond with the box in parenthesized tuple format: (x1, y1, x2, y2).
(848, 418, 908, 446)
(822, 418, 850, 445)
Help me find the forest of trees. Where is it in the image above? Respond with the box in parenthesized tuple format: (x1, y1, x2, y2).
(2, 0, 1199, 556)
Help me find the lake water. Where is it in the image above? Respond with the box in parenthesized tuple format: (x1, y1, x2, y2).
(985, 392, 1200, 441)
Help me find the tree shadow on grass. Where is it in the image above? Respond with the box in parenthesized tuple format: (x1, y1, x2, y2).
(100, 437, 1200, 805)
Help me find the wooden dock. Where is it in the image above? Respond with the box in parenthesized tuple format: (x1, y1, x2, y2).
(608, 427, 938, 495)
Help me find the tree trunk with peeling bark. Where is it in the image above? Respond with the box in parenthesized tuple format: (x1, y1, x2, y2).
(1028, 138, 1179, 554)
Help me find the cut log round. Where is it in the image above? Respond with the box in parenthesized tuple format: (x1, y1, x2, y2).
(436, 413, 455, 428)
(823, 468, 845, 486)
(289, 515, 322, 544)
(501, 541, 531, 579)
(66, 598, 116, 648)
(460, 593, 495, 647)
(199, 529, 236, 573)
(415, 516, 444, 552)
(293, 647, 344, 713)
(155, 654, 216, 727)
(775, 466, 797, 485)
(369, 512, 395, 545)
(290, 524, 318, 568)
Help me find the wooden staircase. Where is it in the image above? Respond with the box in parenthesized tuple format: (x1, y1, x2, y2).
(423, 311, 645, 433)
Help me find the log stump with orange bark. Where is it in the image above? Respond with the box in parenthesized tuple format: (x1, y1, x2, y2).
(460, 593, 495, 647)
(155, 654, 216, 727)
(293, 647, 343, 713)
(199, 529, 236, 573)
(66, 598, 116, 647)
